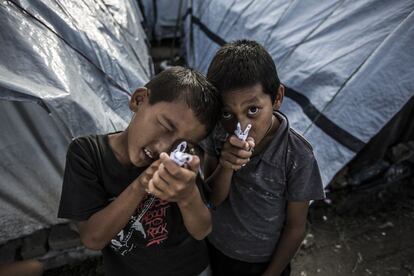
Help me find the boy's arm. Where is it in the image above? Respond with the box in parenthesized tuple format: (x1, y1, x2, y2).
(204, 136, 254, 206)
(77, 160, 160, 250)
(147, 153, 212, 240)
(177, 184, 212, 240)
(262, 201, 309, 276)
(204, 153, 234, 206)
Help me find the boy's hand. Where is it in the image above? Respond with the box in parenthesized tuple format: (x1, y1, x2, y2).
(220, 135, 255, 170)
(135, 159, 162, 192)
(146, 152, 199, 203)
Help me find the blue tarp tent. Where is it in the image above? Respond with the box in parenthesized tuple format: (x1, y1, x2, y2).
(183, 0, 414, 186)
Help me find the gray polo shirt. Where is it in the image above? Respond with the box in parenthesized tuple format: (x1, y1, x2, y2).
(201, 111, 325, 263)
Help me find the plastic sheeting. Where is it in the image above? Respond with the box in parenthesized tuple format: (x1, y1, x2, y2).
(139, 0, 188, 40)
(0, 0, 152, 243)
(184, 0, 414, 186)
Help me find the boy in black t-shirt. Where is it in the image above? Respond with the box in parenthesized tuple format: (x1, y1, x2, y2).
(58, 67, 221, 276)
(202, 40, 325, 275)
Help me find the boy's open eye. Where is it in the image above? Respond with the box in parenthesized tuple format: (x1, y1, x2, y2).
(247, 107, 260, 116)
(222, 111, 233, 120)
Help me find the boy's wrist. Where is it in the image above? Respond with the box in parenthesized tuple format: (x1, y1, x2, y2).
(218, 161, 235, 173)
(177, 185, 199, 208)
(131, 178, 147, 195)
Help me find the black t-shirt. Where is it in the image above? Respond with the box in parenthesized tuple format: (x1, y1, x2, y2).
(58, 134, 208, 276)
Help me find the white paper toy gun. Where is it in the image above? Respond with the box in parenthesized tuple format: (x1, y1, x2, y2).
(234, 122, 252, 141)
(169, 141, 193, 167)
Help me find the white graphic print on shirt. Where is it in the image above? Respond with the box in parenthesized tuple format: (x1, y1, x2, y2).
(110, 195, 170, 256)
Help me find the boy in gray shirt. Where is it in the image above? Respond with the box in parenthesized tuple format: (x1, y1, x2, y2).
(201, 40, 325, 276)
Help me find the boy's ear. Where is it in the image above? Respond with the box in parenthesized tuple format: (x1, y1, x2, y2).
(273, 84, 285, 110)
(129, 87, 149, 112)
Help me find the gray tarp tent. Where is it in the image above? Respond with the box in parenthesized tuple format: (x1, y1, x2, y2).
(184, 0, 414, 186)
(0, 0, 152, 244)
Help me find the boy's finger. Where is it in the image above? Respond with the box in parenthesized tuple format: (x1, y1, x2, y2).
(148, 159, 162, 170)
(160, 152, 194, 182)
(152, 178, 172, 198)
(146, 179, 165, 197)
(147, 159, 162, 175)
(228, 135, 248, 148)
(221, 152, 250, 166)
(157, 163, 178, 185)
(153, 168, 169, 187)
(160, 152, 181, 174)
(186, 155, 200, 173)
(227, 147, 252, 159)
(246, 137, 255, 151)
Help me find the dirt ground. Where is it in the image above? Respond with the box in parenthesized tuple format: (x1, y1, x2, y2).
(291, 178, 414, 276)
(44, 178, 414, 276)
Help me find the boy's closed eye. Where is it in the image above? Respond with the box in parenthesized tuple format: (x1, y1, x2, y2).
(158, 116, 176, 132)
(159, 121, 172, 132)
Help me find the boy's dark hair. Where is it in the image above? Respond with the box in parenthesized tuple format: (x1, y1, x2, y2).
(207, 40, 280, 102)
(145, 66, 221, 134)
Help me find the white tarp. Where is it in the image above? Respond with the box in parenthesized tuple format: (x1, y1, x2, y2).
(184, 0, 414, 186)
(0, 0, 152, 243)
